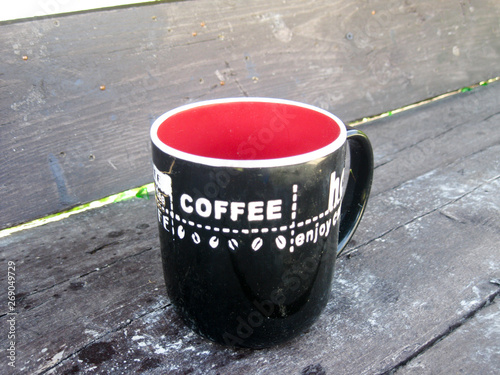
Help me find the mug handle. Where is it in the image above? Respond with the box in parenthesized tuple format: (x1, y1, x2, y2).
(337, 126, 374, 256)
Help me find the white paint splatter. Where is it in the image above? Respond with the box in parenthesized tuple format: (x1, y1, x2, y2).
(84, 329, 99, 338)
(458, 286, 482, 314)
(11, 84, 47, 112)
(260, 13, 293, 43)
(39, 350, 65, 373)
(215, 69, 225, 82)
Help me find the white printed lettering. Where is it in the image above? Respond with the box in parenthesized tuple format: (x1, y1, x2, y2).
(267, 199, 282, 220)
(295, 233, 305, 247)
(180, 194, 194, 213)
(179, 194, 283, 222)
(248, 201, 265, 221)
(231, 202, 246, 221)
(214, 200, 228, 219)
(195, 198, 212, 218)
(328, 168, 345, 211)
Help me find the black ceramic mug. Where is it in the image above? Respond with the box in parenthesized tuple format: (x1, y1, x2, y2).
(150, 98, 373, 348)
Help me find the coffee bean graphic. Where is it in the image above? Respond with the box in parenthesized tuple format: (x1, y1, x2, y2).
(177, 225, 185, 239)
(209, 236, 220, 248)
(228, 238, 239, 251)
(192, 232, 201, 244)
(275, 235, 287, 250)
(252, 237, 263, 251)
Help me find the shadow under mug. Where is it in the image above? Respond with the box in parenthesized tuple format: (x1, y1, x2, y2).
(150, 98, 373, 348)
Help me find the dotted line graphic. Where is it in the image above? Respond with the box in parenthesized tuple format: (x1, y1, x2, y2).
(156, 183, 336, 253)
(289, 184, 298, 253)
(160, 209, 303, 235)
(160, 209, 333, 237)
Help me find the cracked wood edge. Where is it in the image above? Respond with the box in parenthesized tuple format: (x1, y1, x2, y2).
(382, 289, 500, 375)
(395, 297, 500, 375)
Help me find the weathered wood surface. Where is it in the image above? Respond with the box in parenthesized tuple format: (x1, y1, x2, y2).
(1, 0, 500, 229)
(1, 81, 499, 374)
(399, 301, 500, 375)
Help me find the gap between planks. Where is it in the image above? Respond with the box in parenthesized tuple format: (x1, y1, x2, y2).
(344, 173, 500, 258)
(381, 288, 500, 375)
(0, 77, 498, 240)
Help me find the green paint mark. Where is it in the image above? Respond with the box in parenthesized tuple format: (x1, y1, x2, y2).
(0, 183, 155, 238)
(2, 76, 500, 238)
(349, 76, 500, 127)
(136, 186, 151, 199)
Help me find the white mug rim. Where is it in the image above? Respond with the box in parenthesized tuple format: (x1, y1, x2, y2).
(150, 97, 347, 168)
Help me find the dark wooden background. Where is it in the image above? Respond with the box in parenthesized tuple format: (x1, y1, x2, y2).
(1, 82, 499, 374)
(1, 0, 499, 229)
(1, 0, 499, 374)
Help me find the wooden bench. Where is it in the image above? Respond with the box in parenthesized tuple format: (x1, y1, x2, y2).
(1, 1, 499, 373)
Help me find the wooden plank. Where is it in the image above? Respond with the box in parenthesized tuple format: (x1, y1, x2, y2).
(0, 198, 158, 297)
(0, 198, 165, 375)
(365, 84, 500, 194)
(1, 84, 499, 374)
(398, 300, 500, 375)
(346, 81, 500, 249)
(1, 0, 500, 229)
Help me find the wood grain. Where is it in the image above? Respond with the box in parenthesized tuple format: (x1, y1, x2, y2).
(398, 301, 500, 375)
(1, 81, 499, 374)
(1, 0, 500, 229)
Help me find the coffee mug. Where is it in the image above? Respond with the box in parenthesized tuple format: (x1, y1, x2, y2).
(150, 98, 373, 348)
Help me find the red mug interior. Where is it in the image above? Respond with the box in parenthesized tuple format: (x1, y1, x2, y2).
(156, 100, 341, 160)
